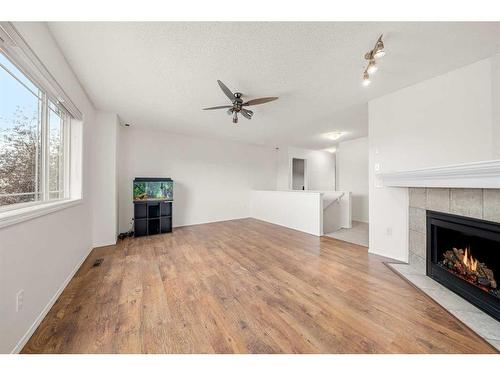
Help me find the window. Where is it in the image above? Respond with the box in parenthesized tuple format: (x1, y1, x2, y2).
(0, 51, 70, 209)
(48, 101, 68, 200)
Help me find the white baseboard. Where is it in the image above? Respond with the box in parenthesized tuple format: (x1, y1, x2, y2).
(173, 216, 249, 228)
(92, 237, 117, 249)
(368, 247, 407, 263)
(10, 247, 92, 354)
(353, 219, 369, 224)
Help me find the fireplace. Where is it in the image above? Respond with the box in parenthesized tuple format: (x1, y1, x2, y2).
(427, 210, 500, 321)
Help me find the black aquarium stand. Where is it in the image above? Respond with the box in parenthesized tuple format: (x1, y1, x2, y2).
(133, 200, 172, 237)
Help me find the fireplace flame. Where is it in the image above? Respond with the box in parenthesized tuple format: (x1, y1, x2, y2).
(441, 246, 497, 292)
(463, 247, 478, 272)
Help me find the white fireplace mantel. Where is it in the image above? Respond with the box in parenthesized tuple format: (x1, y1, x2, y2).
(380, 159, 500, 189)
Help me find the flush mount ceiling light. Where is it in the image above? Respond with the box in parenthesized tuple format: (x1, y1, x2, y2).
(362, 34, 386, 87)
(324, 131, 346, 141)
(324, 147, 337, 154)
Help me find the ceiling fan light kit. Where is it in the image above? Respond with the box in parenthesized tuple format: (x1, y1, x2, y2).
(203, 80, 278, 124)
(362, 34, 386, 87)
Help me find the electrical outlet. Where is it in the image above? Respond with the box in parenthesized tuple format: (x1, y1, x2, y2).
(386, 227, 393, 236)
(16, 289, 24, 312)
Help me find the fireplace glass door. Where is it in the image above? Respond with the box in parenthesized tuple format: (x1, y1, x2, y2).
(427, 210, 500, 321)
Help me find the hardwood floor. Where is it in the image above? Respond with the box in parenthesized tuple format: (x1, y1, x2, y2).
(22, 218, 497, 353)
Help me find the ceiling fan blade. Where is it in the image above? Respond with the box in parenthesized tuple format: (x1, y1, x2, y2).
(217, 80, 235, 102)
(240, 108, 253, 119)
(202, 105, 233, 110)
(242, 97, 279, 106)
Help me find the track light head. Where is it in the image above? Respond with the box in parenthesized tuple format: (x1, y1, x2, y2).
(367, 59, 378, 74)
(362, 71, 371, 87)
(373, 36, 385, 59)
(373, 48, 385, 59)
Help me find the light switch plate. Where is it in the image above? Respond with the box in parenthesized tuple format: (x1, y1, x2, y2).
(16, 289, 24, 312)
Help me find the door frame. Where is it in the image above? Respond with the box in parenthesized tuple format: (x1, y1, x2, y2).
(289, 157, 308, 190)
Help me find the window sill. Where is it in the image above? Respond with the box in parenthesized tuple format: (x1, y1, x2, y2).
(0, 198, 83, 230)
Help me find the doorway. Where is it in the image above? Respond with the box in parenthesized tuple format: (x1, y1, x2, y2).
(291, 158, 307, 190)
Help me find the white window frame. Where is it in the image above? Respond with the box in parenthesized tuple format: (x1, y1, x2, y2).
(0, 52, 71, 212)
(0, 23, 83, 229)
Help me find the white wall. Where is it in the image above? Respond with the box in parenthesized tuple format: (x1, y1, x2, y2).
(0, 22, 96, 353)
(118, 127, 277, 232)
(336, 137, 369, 223)
(91, 112, 119, 247)
(250, 190, 323, 235)
(369, 54, 500, 262)
(276, 146, 336, 191)
(492, 53, 500, 159)
(322, 191, 352, 233)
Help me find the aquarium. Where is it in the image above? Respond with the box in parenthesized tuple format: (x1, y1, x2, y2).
(133, 178, 173, 201)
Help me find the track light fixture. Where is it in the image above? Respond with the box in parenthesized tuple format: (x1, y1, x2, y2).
(362, 34, 385, 86)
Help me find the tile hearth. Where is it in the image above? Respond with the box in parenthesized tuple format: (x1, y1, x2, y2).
(388, 262, 500, 351)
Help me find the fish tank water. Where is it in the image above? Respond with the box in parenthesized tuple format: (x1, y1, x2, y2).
(133, 178, 173, 201)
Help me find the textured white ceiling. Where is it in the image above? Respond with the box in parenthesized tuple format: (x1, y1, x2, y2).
(47, 22, 500, 149)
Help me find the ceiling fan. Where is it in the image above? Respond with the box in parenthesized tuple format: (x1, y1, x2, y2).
(203, 80, 278, 124)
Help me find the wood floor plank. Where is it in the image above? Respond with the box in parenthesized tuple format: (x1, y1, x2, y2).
(21, 218, 498, 353)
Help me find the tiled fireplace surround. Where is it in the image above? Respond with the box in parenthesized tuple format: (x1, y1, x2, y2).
(390, 188, 500, 350)
(408, 188, 500, 272)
